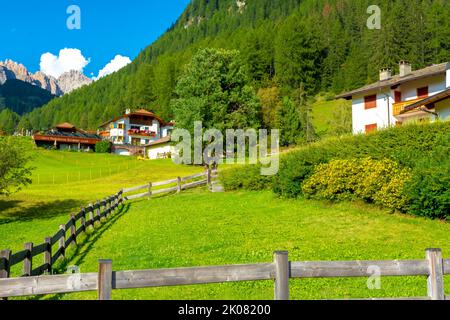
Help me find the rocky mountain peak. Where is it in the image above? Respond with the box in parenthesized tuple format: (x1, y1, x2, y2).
(0, 60, 93, 96)
(57, 70, 93, 94)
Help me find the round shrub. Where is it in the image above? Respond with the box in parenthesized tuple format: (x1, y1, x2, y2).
(302, 158, 412, 211)
(220, 164, 274, 191)
(95, 140, 112, 153)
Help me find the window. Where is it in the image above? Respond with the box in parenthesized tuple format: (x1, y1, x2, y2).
(417, 87, 428, 99)
(118, 123, 124, 129)
(365, 123, 377, 133)
(364, 95, 377, 109)
(394, 91, 402, 103)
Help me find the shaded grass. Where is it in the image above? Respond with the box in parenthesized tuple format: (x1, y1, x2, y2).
(52, 190, 450, 300)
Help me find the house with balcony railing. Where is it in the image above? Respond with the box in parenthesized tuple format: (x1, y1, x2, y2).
(336, 61, 450, 134)
(98, 109, 173, 156)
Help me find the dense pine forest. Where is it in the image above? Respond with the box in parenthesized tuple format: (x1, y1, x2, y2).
(14, 0, 450, 133)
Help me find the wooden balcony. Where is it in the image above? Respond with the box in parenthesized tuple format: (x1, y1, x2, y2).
(127, 130, 156, 137)
(393, 98, 424, 116)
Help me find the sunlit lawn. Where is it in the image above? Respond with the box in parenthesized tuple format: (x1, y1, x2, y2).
(0, 149, 203, 252)
(50, 190, 450, 300)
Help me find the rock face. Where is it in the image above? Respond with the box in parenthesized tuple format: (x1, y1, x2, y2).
(57, 70, 92, 94)
(33, 71, 62, 96)
(0, 59, 93, 95)
(0, 66, 7, 85)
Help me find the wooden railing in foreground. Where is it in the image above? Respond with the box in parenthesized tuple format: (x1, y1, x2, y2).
(122, 169, 211, 201)
(0, 249, 448, 300)
(0, 191, 124, 282)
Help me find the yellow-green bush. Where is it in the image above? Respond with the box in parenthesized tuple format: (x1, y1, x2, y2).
(302, 158, 411, 211)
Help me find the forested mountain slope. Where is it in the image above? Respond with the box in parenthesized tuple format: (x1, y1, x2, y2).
(24, 0, 449, 131)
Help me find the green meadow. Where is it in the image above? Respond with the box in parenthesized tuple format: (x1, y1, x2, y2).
(0, 150, 203, 252)
(1, 149, 449, 300)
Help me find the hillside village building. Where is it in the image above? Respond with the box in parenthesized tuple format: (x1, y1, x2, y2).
(33, 122, 102, 151)
(98, 108, 174, 158)
(337, 61, 450, 134)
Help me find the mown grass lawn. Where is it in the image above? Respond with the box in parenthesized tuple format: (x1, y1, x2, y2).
(0, 149, 203, 253)
(50, 190, 450, 300)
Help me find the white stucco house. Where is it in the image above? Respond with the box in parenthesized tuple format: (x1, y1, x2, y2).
(98, 108, 173, 157)
(336, 61, 450, 134)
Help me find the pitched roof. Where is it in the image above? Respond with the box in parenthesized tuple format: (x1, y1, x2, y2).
(336, 63, 448, 99)
(143, 135, 172, 147)
(98, 108, 167, 128)
(55, 122, 76, 129)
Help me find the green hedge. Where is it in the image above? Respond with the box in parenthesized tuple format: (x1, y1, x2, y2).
(273, 121, 450, 198)
(220, 122, 449, 219)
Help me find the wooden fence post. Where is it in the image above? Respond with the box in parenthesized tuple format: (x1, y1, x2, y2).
(88, 204, 94, 228)
(0, 249, 11, 300)
(23, 242, 33, 277)
(206, 168, 211, 185)
(70, 214, 77, 246)
(80, 207, 86, 234)
(274, 251, 290, 300)
(44, 237, 52, 274)
(426, 248, 445, 300)
(98, 259, 113, 300)
(148, 182, 152, 200)
(96, 200, 101, 224)
(59, 225, 66, 260)
(177, 177, 182, 193)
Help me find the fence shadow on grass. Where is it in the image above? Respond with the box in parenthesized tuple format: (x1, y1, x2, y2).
(0, 199, 85, 225)
(40, 202, 131, 301)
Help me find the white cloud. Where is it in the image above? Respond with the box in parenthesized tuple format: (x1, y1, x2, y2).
(95, 55, 131, 80)
(40, 48, 90, 78)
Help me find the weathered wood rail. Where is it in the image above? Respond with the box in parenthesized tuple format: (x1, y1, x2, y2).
(0, 170, 212, 283)
(122, 169, 211, 201)
(0, 191, 124, 282)
(0, 249, 448, 300)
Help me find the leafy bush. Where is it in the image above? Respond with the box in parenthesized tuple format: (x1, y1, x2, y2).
(0, 137, 35, 196)
(403, 134, 450, 220)
(302, 158, 412, 211)
(274, 122, 450, 198)
(95, 140, 111, 153)
(220, 165, 274, 191)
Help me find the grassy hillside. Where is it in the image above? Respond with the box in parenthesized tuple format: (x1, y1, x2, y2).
(311, 97, 351, 135)
(43, 190, 450, 300)
(0, 149, 203, 252)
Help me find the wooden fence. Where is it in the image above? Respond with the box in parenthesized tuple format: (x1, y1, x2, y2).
(0, 249, 448, 300)
(122, 170, 210, 201)
(0, 191, 124, 282)
(0, 169, 212, 284)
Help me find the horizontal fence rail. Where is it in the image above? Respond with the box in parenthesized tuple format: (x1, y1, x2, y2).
(0, 191, 124, 285)
(0, 169, 213, 289)
(0, 249, 448, 300)
(122, 169, 211, 201)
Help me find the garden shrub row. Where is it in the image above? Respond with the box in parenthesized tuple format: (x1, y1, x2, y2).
(220, 121, 450, 219)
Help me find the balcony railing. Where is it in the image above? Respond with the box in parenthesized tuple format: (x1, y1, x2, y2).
(393, 98, 424, 116)
(127, 130, 156, 137)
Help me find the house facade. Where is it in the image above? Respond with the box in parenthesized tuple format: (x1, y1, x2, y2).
(337, 61, 450, 134)
(98, 109, 173, 156)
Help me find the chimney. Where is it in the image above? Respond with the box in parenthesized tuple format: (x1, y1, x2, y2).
(379, 68, 392, 81)
(125, 108, 131, 115)
(399, 61, 412, 77)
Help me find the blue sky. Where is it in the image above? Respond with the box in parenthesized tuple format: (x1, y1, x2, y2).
(0, 0, 190, 77)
